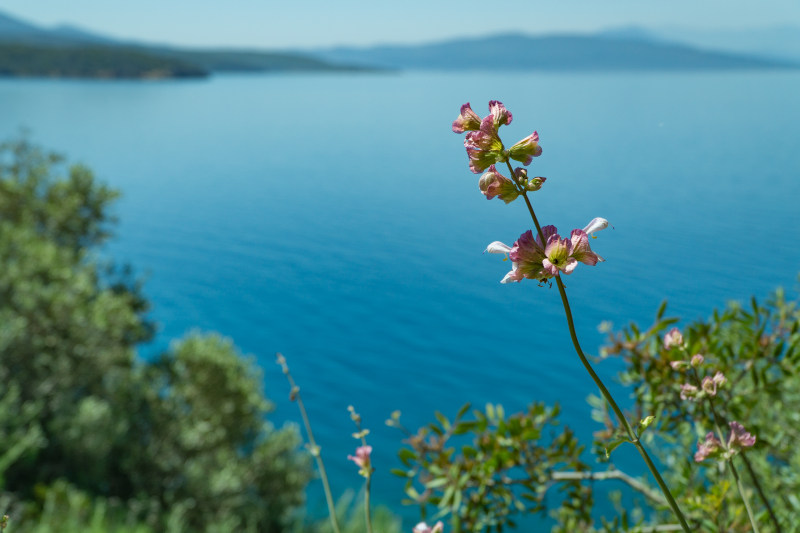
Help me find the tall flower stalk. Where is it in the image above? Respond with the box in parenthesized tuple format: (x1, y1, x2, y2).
(276, 353, 342, 533)
(453, 101, 691, 531)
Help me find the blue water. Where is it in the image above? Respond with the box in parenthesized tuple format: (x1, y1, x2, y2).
(2, 70, 799, 526)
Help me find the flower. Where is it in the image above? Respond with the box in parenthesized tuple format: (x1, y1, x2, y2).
(569, 228, 604, 265)
(452, 103, 482, 133)
(479, 165, 520, 203)
(543, 233, 577, 276)
(413, 522, 444, 533)
(486, 221, 605, 284)
(728, 421, 756, 450)
(663, 328, 683, 349)
(488, 100, 512, 129)
(701, 376, 718, 397)
(679, 383, 699, 400)
(347, 445, 373, 477)
(464, 122, 506, 174)
(582, 217, 610, 237)
(691, 354, 705, 367)
(670, 360, 689, 371)
(694, 432, 722, 462)
(508, 131, 543, 165)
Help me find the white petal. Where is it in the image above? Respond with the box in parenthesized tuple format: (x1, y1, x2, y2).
(582, 217, 609, 235)
(485, 241, 512, 254)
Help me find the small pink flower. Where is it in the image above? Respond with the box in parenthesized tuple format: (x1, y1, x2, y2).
(479, 165, 519, 204)
(508, 131, 542, 165)
(663, 328, 684, 349)
(679, 383, 699, 400)
(452, 103, 482, 133)
(728, 421, 756, 450)
(670, 360, 689, 371)
(488, 100, 512, 129)
(691, 354, 705, 367)
(414, 522, 444, 533)
(701, 376, 717, 397)
(712, 371, 726, 387)
(464, 122, 506, 174)
(694, 432, 722, 462)
(347, 445, 372, 476)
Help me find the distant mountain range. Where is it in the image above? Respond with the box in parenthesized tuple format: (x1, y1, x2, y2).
(0, 9, 798, 79)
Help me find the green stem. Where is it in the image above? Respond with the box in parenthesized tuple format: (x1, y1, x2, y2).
(364, 474, 374, 533)
(506, 168, 692, 532)
(277, 354, 341, 533)
(740, 451, 782, 532)
(729, 459, 760, 533)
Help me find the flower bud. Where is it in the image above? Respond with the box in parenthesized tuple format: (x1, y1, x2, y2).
(663, 327, 683, 349)
(479, 165, 519, 204)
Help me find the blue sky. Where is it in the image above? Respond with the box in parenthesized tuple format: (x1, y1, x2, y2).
(2, 0, 798, 49)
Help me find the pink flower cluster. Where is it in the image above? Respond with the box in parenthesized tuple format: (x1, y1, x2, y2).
(452, 101, 542, 176)
(694, 421, 756, 462)
(486, 219, 607, 283)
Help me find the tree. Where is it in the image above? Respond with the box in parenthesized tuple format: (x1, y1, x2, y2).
(0, 138, 310, 531)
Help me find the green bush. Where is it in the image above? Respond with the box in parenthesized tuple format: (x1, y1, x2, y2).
(0, 139, 310, 532)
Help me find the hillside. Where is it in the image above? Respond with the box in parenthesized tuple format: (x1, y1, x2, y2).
(311, 33, 799, 71)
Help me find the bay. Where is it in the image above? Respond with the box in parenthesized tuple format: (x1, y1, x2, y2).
(1, 70, 799, 526)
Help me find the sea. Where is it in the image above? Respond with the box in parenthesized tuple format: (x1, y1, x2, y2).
(1, 69, 799, 528)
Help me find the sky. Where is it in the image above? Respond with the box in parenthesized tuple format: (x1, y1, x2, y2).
(1, 0, 799, 49)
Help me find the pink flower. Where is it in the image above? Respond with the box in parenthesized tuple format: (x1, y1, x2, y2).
(508, 131, 543, 165)
(464, 122, 506, 174)
(694, 432, 722, 462)
(663, 328, 683, 349)
(543, 233, 577, 276)
(486, 222, 605, 284)
(728, 421, 756, 450)
(679, 383, 698, 400)
(347, 445, 372, 476)
(488, 100, 512, 129)
(670, 360, 689, 371)
(413, 522, 444, 533)
(701, 376, 717, 396)
(452, 103, 482, 133)
(691, 354, 705, 367)
(479, 165, 519, 204)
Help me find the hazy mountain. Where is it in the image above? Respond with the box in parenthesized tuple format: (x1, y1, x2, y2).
(311, 32, 798, 71)
(1, 7, 797, 75)
(649, 26, 800, 63)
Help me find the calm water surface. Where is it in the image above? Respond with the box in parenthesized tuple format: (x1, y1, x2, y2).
(1, 70, 799, 525)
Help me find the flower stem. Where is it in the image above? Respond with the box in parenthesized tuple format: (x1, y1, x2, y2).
(740, 451, 782, 532)
(691, 368, 772, 533)
(506, 165, 692, 532)
(276, 353, 341, 533)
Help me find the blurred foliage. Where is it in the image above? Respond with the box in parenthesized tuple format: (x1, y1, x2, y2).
(0, 139, 311, 531)
(596, 288, 800, 531)
(395, 286, 800, 531)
